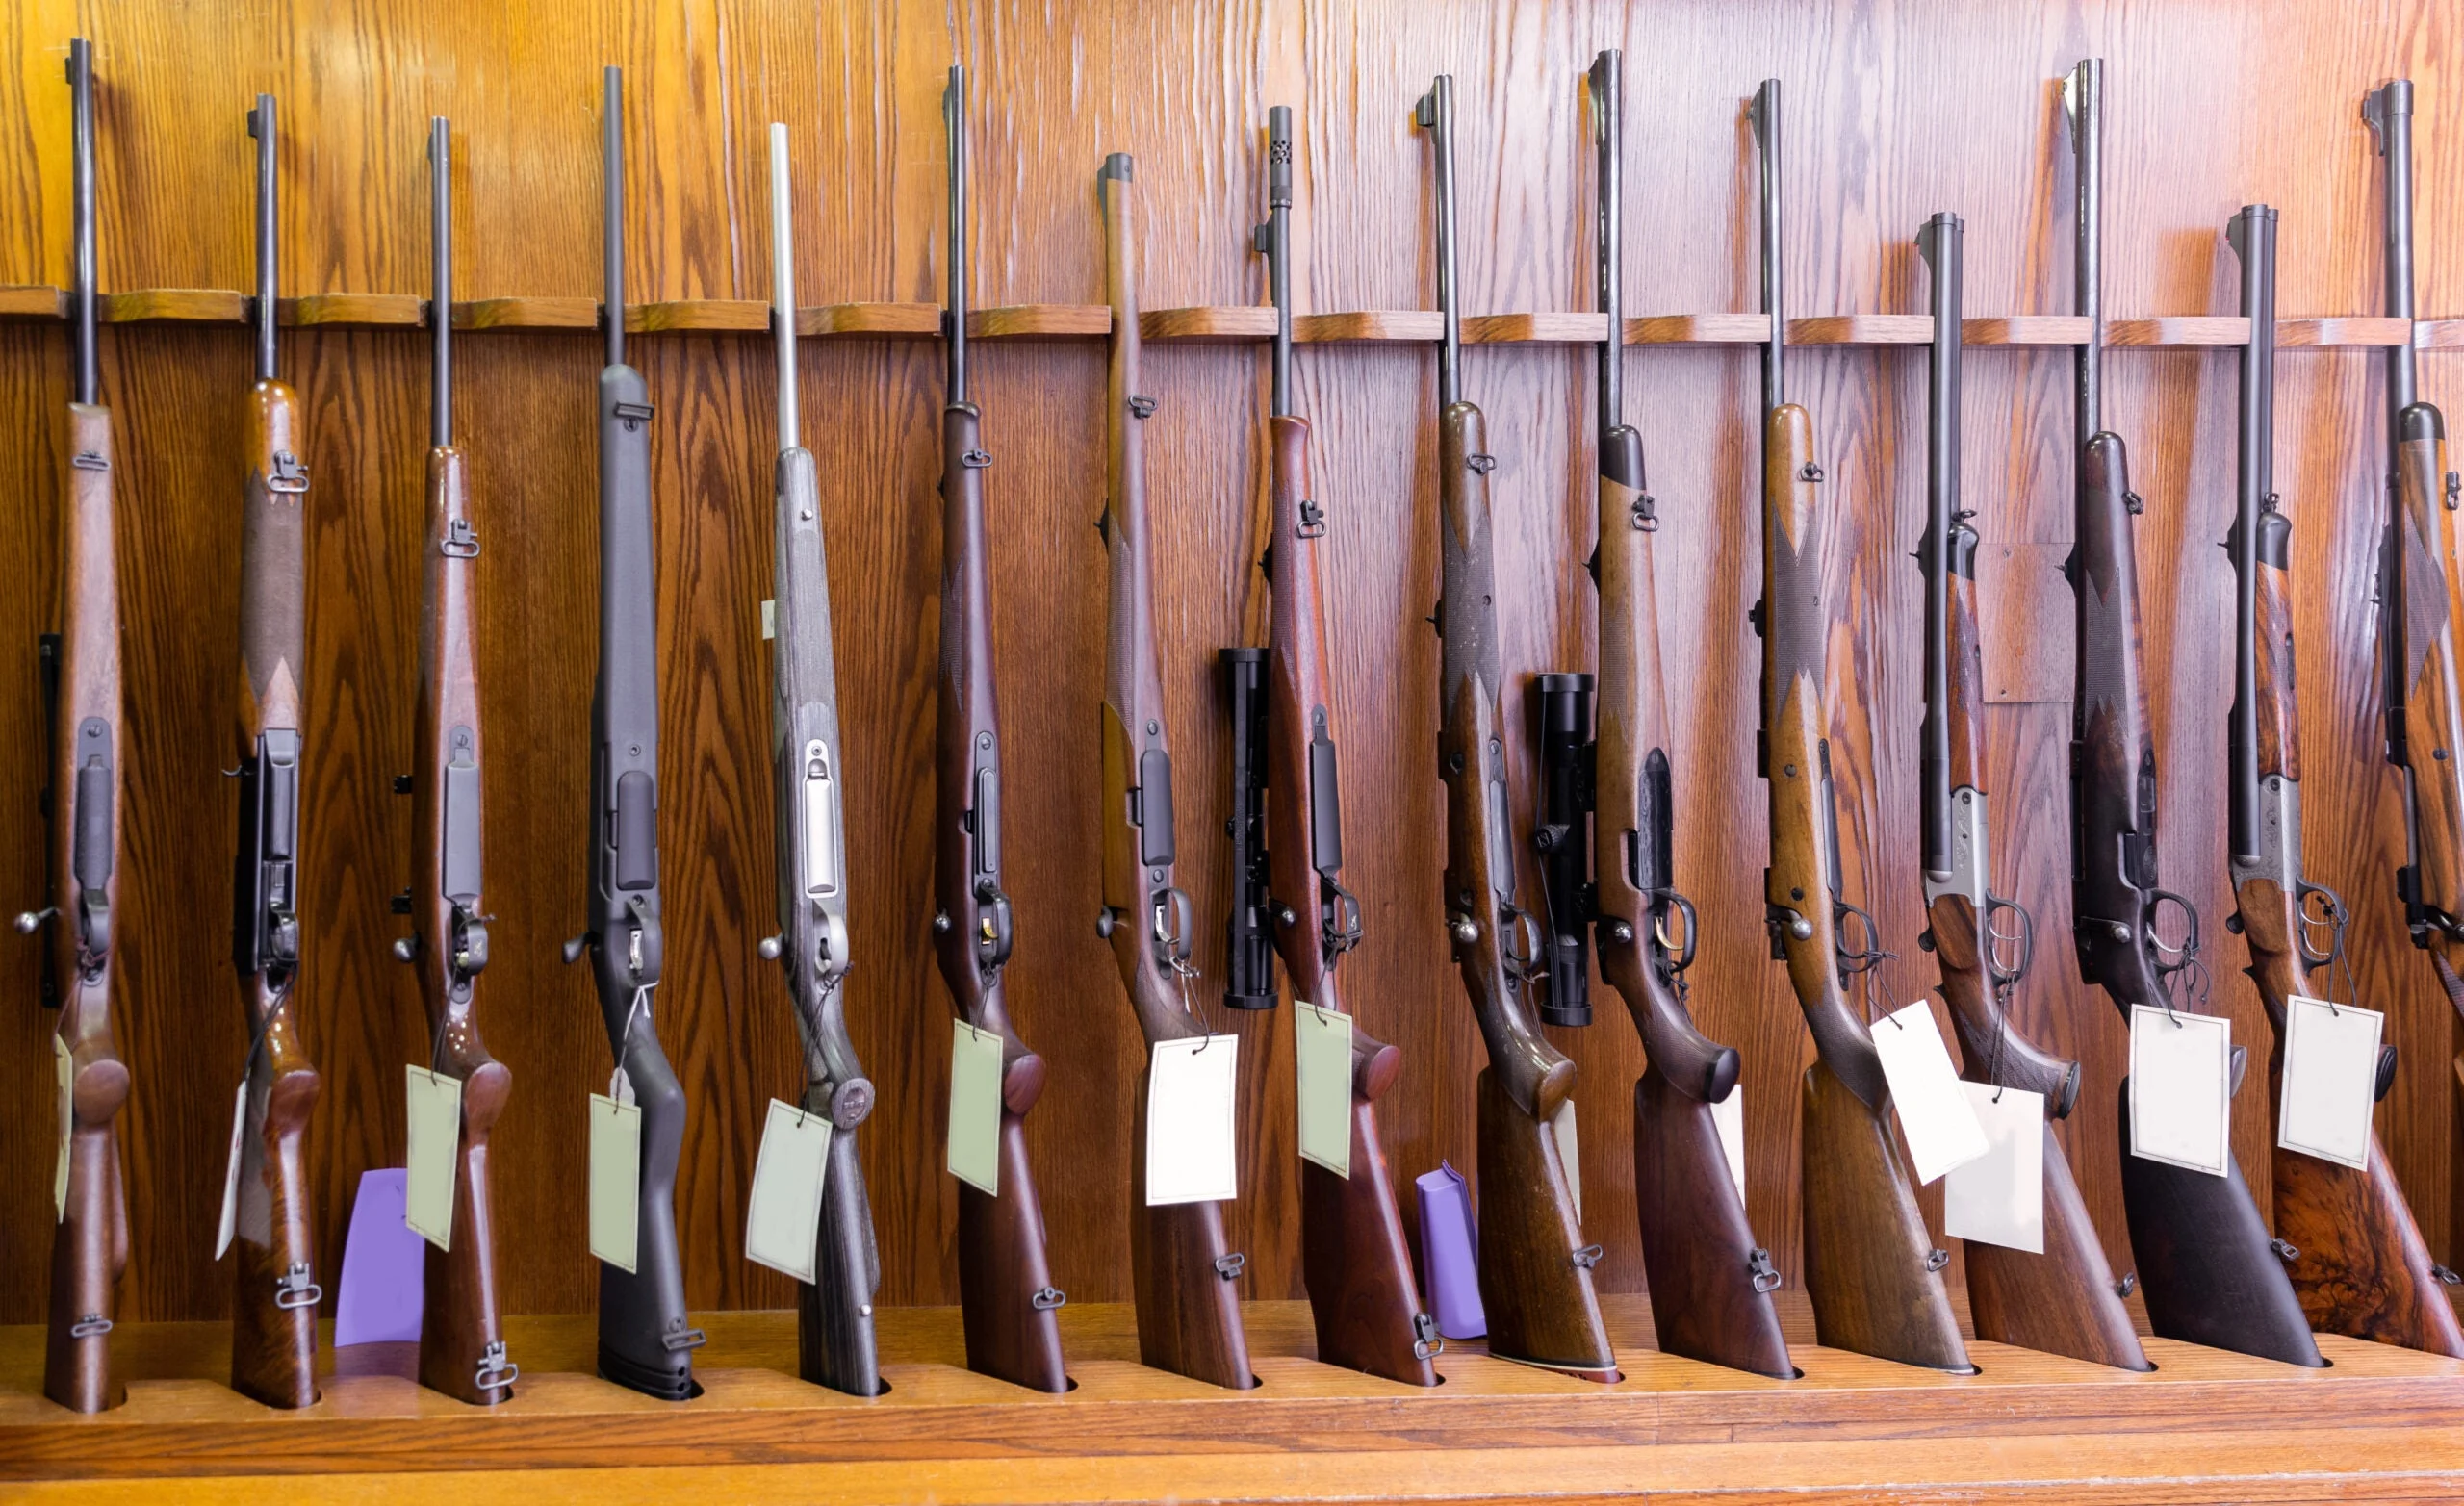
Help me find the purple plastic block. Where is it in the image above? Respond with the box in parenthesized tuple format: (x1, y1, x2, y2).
(333, 1167, 424, 1347)
(1414, 1160, 1485, 1340)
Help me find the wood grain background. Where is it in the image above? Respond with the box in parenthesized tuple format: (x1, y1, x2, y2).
(4, 0, 2462, 1329)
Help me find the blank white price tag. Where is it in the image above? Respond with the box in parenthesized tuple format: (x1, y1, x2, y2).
(1944, 1085, 2045, 1253)
(1294, 1002, 1352, 1178)
(1710, 1086, 1748, 1210)
(2277, 995, 2381, 1170)
(53, 1036, 72, 1223)
(1145, 1035, 1240, 1206)
(215, 1081, 247, 1260)
(404, 1066, 463, 1252)
(1869, 1000, 1989, 1184)
(746, 1098, 834, 1284)
(1552, 1100, 1581, 1219)
(2130, 1005, 2232, 1176)
(588, 1091, 642, 1272)
(947, 1020, 1004, 1195)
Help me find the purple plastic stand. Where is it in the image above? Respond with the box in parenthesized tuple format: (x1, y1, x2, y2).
(1415, 1161, 1485, 1340)
(333, 1167, 424, 1347)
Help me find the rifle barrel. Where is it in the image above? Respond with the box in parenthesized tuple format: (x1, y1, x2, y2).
(2069, 59, 2102, 440)
(769, 123, 796, 452)
(1261, 105, 1293, 417)
(2368, 80, 2417, 452)
(1751, 79, 1784, 415)
(1418, 77, 1459, 409)
(945, 64, 967, 406)
(68, 38, 95, 406)
(1591, 52, 1621, 435)
(2227, 204, 2277, 864)
(603, 66, 624, 369)
(1919, 212, 1961, 880)
(252, 94, 277, 382)
(430, 118, 451, 447)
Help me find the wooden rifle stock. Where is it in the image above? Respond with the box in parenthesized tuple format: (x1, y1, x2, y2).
(41, 399, 128, 1415)
(1098, 154, 1254, 1391)
(1759, 405, 1970, 1373)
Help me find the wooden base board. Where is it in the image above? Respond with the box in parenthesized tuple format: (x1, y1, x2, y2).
(5, 1295, 2462, 1503)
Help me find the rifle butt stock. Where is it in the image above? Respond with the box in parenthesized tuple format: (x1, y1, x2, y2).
(420, 1058, 515, 1403)
(799, 1128, 885, 1395)
(597, 1031, 702, 1399)
(957, 1111, 1068, 1392)
(229, 1000, 321, 1409)
(46, 1049, 129, 1413)
(1632, 1066, 1793, 1379)
(1475, 1069, 1617, 1379)
(1298, 1013, 1438, 1387)
(1129, 1070, 1256, 1390)
(1963, 1118, 2148, 1369)
(1798, 1060, 1972, 1373)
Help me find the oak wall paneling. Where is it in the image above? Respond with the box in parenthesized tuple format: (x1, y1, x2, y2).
(4, 1, 2462, 1334)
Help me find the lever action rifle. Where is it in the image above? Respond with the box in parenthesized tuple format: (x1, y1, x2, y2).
(937, 65, 1068, 1394)
(2062, 63, 2320, 1367)
(228, 88, 322, 1411)
(1219, 104, 1440, 1387)
(1562, 51, 1792, 1380)
(1913, 211, 2145, 1370)
(566, 65, 704, 1400)
(1096, 151, 1255, 1391)
(759, 123, 883, 1397)
(398, 117, 517, 1406)
(1418, 75, 1616, 1381)
(1749, 79, 1970, 1374)
(2365, 78, 2464, 1313)
(20, 37, 129, 1415)
(2225, 202, 2463, 1354)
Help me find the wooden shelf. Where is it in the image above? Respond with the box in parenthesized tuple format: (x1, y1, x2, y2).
(971, 303, 1110, 339)
(629, 299, 770, 334)
(1143, 306, 1276, 341)
(100, 288, 247, 324)
(801, 301, 940, 338)
(0, 285, 65, 320)
(1296, 309, 1444, 342)
(282, 294, 425, 329)
(5, 1296, 2462, 1502)
(452, 297, 600, 332)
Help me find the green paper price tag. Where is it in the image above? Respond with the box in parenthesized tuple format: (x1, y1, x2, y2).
(53, 1036, 71, 1223)
(745, 1098, 833, 1284)
(588, 1091, 642, 1273)
(404, 1065, 463, 1252)
(948, 1020, 1004, 1195)
(1294, 1002, 1351, 1179)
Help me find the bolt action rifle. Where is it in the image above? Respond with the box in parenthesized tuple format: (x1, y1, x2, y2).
(1418, 75, 1616, 1381)
(1558, 51, 1791, 1379)
(1218, 104, 1441, 1386)
(2364, 77, 2464, 1320)
(563, 65, 705, 1400)
(1749, 79, 1970, 1373)
(392, 117, 517, 1406)
(19, 37, 129, 1416)
(2061, 63, 2320, 1367)
(758, 123, 883, 1397)
(1912, 210, 2146, 1369)
(2223, 200, 2463, 1354)
(936, 66, 1068, 1394)
(228, 88, 322, 1411)
(1096, 151, 1255, 1391)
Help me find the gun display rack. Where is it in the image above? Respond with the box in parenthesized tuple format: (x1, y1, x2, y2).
(14, 0, 2464, 1499)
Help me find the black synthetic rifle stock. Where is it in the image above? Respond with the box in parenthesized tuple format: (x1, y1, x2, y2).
(759, 123, 884, 1397)
(936, 64, 1068, 1395)
(1419, 75, 1617, 1382)
(567, 65, 705, 1401)
(1913, 212, 2146, 1371)
(2060, 63, 2321, 1367)
(1219, 104, 1440, 1387)
(1568, 50, 1791, 1380)
(228, 88, 322, 1410)
(22, 37, 129, 1416)
(1750, 79, 1970, 1374)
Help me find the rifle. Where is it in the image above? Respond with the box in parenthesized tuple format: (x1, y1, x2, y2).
(1417, 75, 1616, 1382)
(1096, 151, 1255, 1391)
(19, 37, 128, 1415)
(1219, 104, 1440, 1387)
(2367, 76, 2464, 1323)
(936, 66, 1068, 1394)
(396, 117, 516, 1406)
(1749, 79, 1969, 1374)
(1569, 51, 1791, 1380)
(228, 88, 322, 1411)
(2226, 200, 2463, 1354)
(1912, 211, 2146, 1370)
(2061, 61, 2320, 1367)
(759, 123, 883, 1397)
(564, 64, 704, 1400)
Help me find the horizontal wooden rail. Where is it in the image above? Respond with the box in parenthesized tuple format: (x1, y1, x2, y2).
(0, 287, 2451, 348)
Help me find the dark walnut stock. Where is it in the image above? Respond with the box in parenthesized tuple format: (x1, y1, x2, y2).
(1264, 415, 1435, 1388)
(232, 378, 320, 1410)
(2073, 434, 2323, 1367)
(1436, 401, 1615, 1379)
(1100, 159, 1252, 1391)
(1932, 516, 2145, 1371)
(45, 404, 128, 1415)
(2238, 515, 2464, 1356)
(1760, 404, 1969, 1374)
(937, 399, 1067, 1394)
(1595, 438, 1790, 1379)
(412, 447, 514, 1405)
